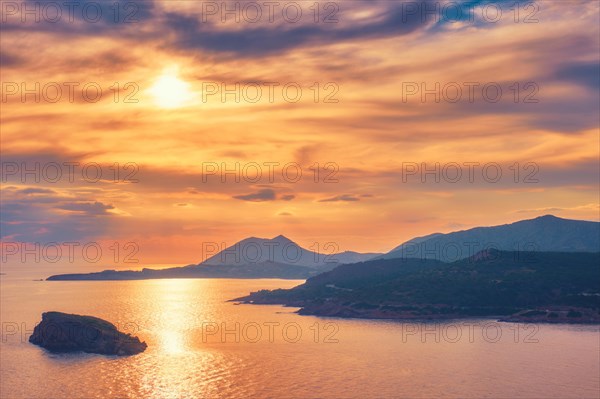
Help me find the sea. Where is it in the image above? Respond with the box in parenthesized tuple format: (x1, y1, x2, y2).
(1, 267, 599, 398)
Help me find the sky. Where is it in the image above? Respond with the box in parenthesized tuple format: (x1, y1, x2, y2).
(1, 0, 599, 267)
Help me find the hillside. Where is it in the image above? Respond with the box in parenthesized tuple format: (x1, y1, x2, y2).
(236, 250, 600, 323)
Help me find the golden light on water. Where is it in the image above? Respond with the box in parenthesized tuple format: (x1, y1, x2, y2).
(151, 279, 199, 355)
(160, 330, 185, 355)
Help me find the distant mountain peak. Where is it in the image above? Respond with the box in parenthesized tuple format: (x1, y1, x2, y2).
(272, 234, 293, 242)
(533, 214, 562, 221)
(200, 234, 381, 268)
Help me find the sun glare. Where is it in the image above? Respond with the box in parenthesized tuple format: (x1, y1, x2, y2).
(149, 70, 194, 109)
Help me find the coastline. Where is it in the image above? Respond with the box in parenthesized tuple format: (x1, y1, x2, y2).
(235, 297, 600, 324)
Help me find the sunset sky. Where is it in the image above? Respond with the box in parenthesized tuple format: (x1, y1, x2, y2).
(1, 0, 599, 266)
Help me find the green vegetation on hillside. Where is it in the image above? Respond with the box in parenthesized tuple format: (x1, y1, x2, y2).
(237, 250, 600, 322)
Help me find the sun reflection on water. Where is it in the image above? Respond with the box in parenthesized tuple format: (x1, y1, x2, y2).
(149, 279, 205, 355)
(160, 330, 185, 355)
(137, 279, 220, 398)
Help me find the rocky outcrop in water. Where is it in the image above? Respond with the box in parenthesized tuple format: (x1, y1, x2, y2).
(29, 312, 147, 356)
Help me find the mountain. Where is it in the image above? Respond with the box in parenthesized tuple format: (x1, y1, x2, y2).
(236, 250, 600, 323)
(46, 216, 599, 281)
(387, 232, 444, 252)
(378, 215, 600, 262)
(47, 235, 381, 280)
(201, 235, 379, 268)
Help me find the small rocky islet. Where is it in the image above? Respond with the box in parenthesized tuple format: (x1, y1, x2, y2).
(29, 312, 147, 356)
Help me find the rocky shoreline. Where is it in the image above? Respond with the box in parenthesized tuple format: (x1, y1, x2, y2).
(236, 294, 600, 324)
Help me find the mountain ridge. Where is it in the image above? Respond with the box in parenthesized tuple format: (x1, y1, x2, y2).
(378, 215, 600, 262)
(46, 215, 599, 281)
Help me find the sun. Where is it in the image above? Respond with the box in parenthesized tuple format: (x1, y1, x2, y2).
(149, 69, 194, 109)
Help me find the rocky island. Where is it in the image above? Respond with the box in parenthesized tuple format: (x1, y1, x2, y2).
(29, 312, 147, 356)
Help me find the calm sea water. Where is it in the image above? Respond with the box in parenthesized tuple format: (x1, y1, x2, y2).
(1, 269, 599, 399)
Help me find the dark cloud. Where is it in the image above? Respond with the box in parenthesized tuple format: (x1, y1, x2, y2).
(0, 187, 117, 242)
(57, 201, 115, 216)
(233, 188, 277, 202)
(17, 188, 56, 195)
(555, 62, 600, 90)
(232, 188, 297, 202)
(0, 0, 157, 35)
(0, 50, 24, 67)
(163, 1, 431, 57)
(1, 1, 440, 58)
(0, 210, 97, 242)
(0, 0, 434, 58)
(319, 194, 361, 202)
